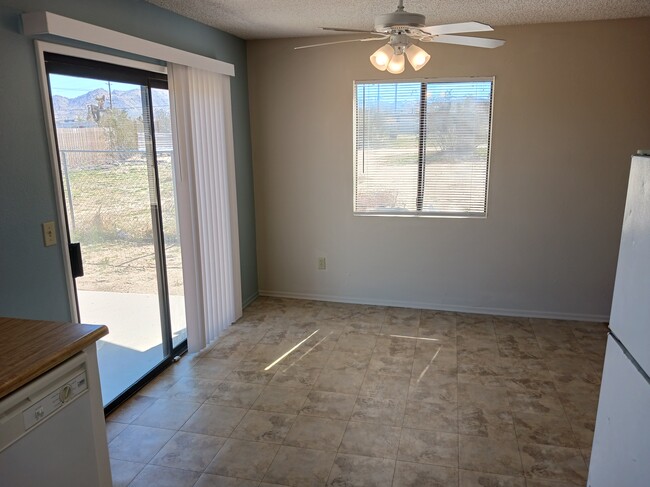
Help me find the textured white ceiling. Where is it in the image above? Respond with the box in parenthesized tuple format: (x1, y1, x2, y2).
(145, 0, 650, 40)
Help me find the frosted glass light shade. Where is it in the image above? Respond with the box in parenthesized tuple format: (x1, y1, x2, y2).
(405, 44, 431, 71)
(370, 44, 394, 71)
(386, 53, 405, 74)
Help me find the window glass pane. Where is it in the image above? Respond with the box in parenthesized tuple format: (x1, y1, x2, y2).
(355, 82, 421, 213)
(423, 81, 492, 214)
(354, 79, 493, 216)
(151, 88, 186, 349)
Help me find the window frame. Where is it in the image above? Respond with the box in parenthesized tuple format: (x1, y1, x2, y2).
(352, 76, 495, 219)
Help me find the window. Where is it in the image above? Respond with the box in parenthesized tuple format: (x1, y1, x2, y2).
(354, 78, 494, 217)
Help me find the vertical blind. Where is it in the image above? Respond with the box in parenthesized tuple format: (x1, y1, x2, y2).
(354, 79, 494, 216)
(168, 63, 242, 353)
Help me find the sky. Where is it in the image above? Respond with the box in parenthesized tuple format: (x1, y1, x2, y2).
(48, 74, 139, 98)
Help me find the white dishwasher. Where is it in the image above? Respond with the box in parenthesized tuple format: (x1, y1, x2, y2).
(0, 352, 108, 486)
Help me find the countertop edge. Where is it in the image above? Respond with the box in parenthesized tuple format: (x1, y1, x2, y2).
(0, 322, 108, 400)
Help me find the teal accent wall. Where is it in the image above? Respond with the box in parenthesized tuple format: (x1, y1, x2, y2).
(0, 0, 258, 320)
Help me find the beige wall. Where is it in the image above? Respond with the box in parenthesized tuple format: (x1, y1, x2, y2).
(247, 18, 650, 320)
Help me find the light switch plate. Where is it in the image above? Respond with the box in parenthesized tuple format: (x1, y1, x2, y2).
(42, 221, 57, 246)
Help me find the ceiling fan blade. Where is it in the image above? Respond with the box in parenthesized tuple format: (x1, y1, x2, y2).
(426, 34, 505, 48)
(294, 37, 385, 50)
(420, 21, 493, 36)
(321, 27, 383, 35)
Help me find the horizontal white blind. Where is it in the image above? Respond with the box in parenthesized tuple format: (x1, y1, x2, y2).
(354, 79, 493, 216)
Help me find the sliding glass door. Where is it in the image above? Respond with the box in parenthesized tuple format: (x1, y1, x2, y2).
(45, 53, 186, 411)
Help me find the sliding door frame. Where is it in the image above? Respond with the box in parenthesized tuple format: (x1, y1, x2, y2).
(34, 41, 186, 415)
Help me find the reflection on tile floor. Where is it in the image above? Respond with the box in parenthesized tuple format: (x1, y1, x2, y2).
(107, 297, 607, 486)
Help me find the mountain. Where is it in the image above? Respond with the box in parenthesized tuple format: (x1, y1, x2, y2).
(52, 88, 170, 123)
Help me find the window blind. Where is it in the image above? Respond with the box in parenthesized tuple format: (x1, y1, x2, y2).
(354, 79, 493, 216)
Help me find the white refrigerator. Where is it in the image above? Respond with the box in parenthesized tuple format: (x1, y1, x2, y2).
(588, 155, 650, 486)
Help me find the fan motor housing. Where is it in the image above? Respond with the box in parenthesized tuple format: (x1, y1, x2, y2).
(374, 11, 426, 32)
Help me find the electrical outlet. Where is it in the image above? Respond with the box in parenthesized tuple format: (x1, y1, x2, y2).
(318, 257, 327, 270)
(42, 221, 57, 247)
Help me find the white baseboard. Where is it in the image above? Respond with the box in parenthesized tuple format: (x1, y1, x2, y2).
(258, 289, 609, 323)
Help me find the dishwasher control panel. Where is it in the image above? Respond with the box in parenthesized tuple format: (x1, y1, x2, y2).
(23, 371, 88, 430)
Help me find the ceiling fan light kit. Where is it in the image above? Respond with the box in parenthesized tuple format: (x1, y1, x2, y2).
(296, 0, 505, 74)
(369, 43, 394, 70)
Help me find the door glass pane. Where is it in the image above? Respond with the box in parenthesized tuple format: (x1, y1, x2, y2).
(49, 73, 167, 405)
(151, 88, 186, 348)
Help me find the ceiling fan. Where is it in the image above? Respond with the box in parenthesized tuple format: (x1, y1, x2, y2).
(295, 0, 505, 74)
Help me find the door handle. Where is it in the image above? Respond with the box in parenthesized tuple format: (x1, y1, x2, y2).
(69, 242, 84, 278)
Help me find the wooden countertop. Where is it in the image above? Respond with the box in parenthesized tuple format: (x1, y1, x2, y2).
(0, 317, 108, 400)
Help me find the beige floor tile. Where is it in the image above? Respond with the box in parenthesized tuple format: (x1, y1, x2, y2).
(507, 390, 565, 415)
(205, 438, 279, 480)
(180, 403, 247, 437)
(107, 395, 156, 424)
(195, 474, 259, 487)
(150, 431, 225, 471)
(109, 458, 145, 487)
(342, 321, 382, 335)
(192, 358, 239, 380)
(165, 377, 221, 402)
(206, 381, 264, 408)
(393, 461, 458, 487)
(138, 374, 180, 398)
(374, 336, 417, 357)
(581, 447, 592, 466)
(459, 469, 526, 486)
(403, 400, 458, 433)
(246, 343, 294, 364)
(225, 363, 276, 384)
(513, 412, 578, 448)
(108, 424, 175, 463)
(408, 377, 457, 403)
(412, 356, 458, 379)
(359, 373, 410, 399)
(351, 396, 406, 425)
(459, 435, 523, 476)
(339, 421, 401, 459)
(207, 342, 256, 361)
(313, 368, 365, 394)
(269, 365, 322, 389)
(131, 398, 201, 430)
(128, 464, 200, 487)
(288, 348, 332, 368)
(105, 421, 127, 443)
(231, 410, 297, 443)
(263, 445, 336, 487)
(459, 383, 510, 410)
(106, 298, 605, 487)
(327, 453, 395, 487)
(325, 349, 372, 371)
(382, 325, 419, 339)
(300, 391, 357, 420)
(283, 415, 347, 451)
(502, 377, 557, 394)
(459, 405, 515, 439)
(335, 333, 377, 351)
(519, 443, 587, 485)
(398, 428, 459, 467)
(550, 369, 602, 395)
(251, 386, 310, 414)
(368, 354, 414, 376)
(526, 479, 584, 487)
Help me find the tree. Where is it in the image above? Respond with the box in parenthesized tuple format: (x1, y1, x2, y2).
(98, 108, 137, 153)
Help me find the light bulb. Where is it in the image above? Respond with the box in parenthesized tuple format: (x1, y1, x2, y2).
(405, 44, 431, 71)
(370, 44, 393, 71)
(386, 53, 405, 74)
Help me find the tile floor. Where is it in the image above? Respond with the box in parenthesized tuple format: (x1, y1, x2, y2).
(106, 297, 607, 487)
